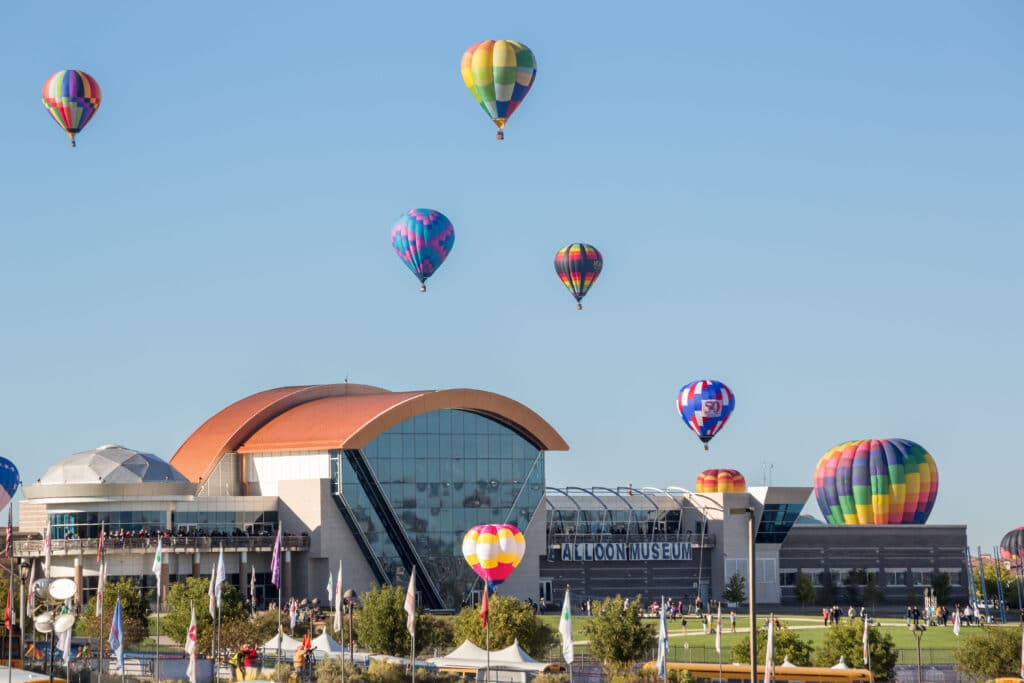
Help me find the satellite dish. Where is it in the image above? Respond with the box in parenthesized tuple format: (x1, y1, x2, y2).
(32, 579, 53, 602)
(54, 613, 76, 634)
(34, 612, 53, 633)
(48, 578, 76, 601)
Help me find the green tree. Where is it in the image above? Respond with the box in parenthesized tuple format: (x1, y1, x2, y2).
(818, 571, 836, 606)
(794, 573, 816, 608)
(980, 561, 1019, 609)
(582, 595, 655, 675)
(730, 621, 813, 666)
(162, 577, 246, 654)
(954, 625, 1024, 680)
(844, 569, 867, 607)
(78, 577, 151, 646)
(452, 594, 552, 658)
(220, 611, 282, 652)
(721, 572, 746, 604)
(355, 584, 450, 657)
(931, 573, 953, 608)
(863, 574, 884, 611)
(812, 621, 897, 681)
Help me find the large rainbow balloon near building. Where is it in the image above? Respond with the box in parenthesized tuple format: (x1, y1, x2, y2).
(696, 468, 746, 494)
(999, 527, 1024, 561)
(813, 439, 938, 525)
(461, 523, 525, 590)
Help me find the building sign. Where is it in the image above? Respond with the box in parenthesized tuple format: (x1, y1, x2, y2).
(559, 542, 692, 562)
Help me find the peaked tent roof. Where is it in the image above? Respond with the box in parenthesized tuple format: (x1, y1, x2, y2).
(311, 631, 345, 655)
(261, 632, 302, 653)
(429, 640, 549, 673)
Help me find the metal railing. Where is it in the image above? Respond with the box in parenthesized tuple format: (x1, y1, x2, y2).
(14, 533, 310, 556)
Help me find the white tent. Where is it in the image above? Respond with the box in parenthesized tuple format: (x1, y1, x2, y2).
(262, 632, 303, 654)
(311, 631, 346, 657)
(429, 640, 549, 674)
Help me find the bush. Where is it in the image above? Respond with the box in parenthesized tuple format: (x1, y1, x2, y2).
(954, 626, 1024, 680)
(583, 595, 656, 675)
(533, 674, 570, 683)
(452, 594, 554, 658)
(730, 621, 812, 666)
(812, 621, 896, 681)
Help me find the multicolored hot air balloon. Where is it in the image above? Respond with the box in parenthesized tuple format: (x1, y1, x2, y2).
(999, 527, 1024, 561)
(0, 457, 20, 511)
(461, 523, 525, 590)
(390, 209, 455, 292)
(554, 243, 602, 310)
(696, 468, 746, 494)
(677, 380, 735, 450)
(813, 439, 939, 525)
(41, 70, 102, 147)
(461, 40, 537, 140)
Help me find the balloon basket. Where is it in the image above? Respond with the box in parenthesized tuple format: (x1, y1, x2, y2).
(420, 285, 427, 293)
(704, 444, 709, 451)
(70, 138, 76, 148)
(576, 303, 582, 311)
(496, 130, 504, 141)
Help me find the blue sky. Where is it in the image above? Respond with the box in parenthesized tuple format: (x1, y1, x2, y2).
(0, 2, 1020, 551)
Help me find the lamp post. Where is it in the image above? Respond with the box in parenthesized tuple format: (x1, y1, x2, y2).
(18, 561, 30, 640)
(730, 507, 756, 683)
(909, 624, 926, 683)
(343, 589, 358, 665)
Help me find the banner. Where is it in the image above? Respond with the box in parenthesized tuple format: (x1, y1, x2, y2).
(559, 542, 692, 562)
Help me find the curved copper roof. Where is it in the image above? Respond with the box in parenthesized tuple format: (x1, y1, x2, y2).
(170, 384, 568, 483)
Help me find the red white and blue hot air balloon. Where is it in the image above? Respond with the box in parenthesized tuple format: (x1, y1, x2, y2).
(677, 380, 735, 451)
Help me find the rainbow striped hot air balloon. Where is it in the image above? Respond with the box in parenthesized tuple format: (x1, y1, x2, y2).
(554, 243, 603, 310)
(390, 209, 455, 292)
(41, 70, 102, 147)
(461, 523, 525, 590)
(813, 439, 939, 525)
(461, 40, 537, 140)
(696, 468, 746, 494)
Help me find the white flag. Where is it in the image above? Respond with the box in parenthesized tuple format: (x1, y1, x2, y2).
(656, 598, 668, 680)
(333, 559, 343, 633)
(862, 615, 870, 668)
(95, 561, 106, 617)
(185, 602, 198, 683)
(215, 545, 226, 608)
(59, 612, 73, 666)
(152, 538, 163, 602)
(952, 608, 960, 637)
(558, 587, 574, 665)
(715, 603, 722, 655)
(404, 567, 416, 637)
(208, 561, 216, 619)
(764, 615, 775, 683)
(327, 570, 333, 607)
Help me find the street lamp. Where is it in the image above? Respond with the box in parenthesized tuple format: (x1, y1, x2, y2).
(18, 561, 31, 638)
(343, 589, 358, 664)
(909, 624, 926, 683)
(730, 507, 756, 683)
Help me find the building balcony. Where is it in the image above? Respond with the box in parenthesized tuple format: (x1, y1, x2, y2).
(546, 531, 716, 548)
(14, 533, 310, 558)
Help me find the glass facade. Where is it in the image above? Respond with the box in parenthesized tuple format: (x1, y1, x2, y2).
(755, 503, 804, 543)
(171, 510, 278, 535)
(48, 510, 278, 539)
(333, 409, 545, 609)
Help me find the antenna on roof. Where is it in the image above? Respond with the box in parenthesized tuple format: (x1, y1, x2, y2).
(344, 373, 349, 384)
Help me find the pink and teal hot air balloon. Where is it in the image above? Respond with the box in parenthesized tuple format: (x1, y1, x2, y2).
(390, 209, 455, 292)
(461, 523, 525, 591)
(813, 439, 938, 525)
(41, 70, 102, 147)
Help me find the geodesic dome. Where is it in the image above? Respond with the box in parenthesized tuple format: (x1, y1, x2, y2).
(36, 444, 188, 485)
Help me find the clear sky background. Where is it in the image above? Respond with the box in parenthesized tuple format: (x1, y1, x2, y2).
(0, 3, 1020, 551)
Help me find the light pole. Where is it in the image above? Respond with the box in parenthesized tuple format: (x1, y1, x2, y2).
(343, 589, 358, 664)
(730, 507, 756, 683)
(909, 624, 926, 683)
(17, 561, 30, 641)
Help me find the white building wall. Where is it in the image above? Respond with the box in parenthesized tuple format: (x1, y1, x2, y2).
(497, 498, 545, 604)
(245, 452, 331, 496)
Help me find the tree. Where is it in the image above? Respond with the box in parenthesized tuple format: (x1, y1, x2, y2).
(220, 611, 282, 652)
(162, 577, 246, 654)
(812, 621, 897, 681)
(78, 577, 151, 646)
(931, 573, 953, 608)
(863, 574, 884, 611)
(818, 571, 836, 606)
(452, 594, 552, 658)
(582, 595, 655, 675)
(980, 561, 1019, 609)
(721, 572, 746, 604)
(794, 573, 816, 608)
(844, 569, 867, 606)
(954, 625, 1024, 680)
(730, 621, 813, 666)
(355, 584, 450, 657)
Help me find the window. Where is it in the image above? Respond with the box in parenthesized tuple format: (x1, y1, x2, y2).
(779, 570, 797, 587)
(939, 568, 962, 586)
(911, 568, 932, 586)
(885, 569, 906, 586)
(757, 558, 776, 584)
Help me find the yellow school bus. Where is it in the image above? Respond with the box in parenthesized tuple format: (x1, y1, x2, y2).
(647, 662, 873, 683)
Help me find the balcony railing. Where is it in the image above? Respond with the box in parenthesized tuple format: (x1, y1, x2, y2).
(14, 533, 310, 557)
(546, 531, 716, 548)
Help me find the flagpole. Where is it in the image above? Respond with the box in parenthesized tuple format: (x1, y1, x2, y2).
(484, 586, 490, 683)
(98, 563, 104, 683)
(7, 503, 13, 683)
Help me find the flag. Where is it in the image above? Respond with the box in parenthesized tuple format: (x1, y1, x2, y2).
(656, 598, 668, 680)
(289, 599, 297, 630)
(108, 597, 125, 672)
(152, 538, 163, 602)
(327, 570, 333, 607)
(270, 527, 282, 588)
(44, 527, 51, 577)
(215, 545, 226, 608)
(404, 567, 417, 637)
(97, 523, 104, 563)
(952, 608, 961, 637)
(185, 602, 198, 683)
(4, 505, 11, 558)
(862, 615, 870, 668)
(96, 561, 106, 617)
(250, 565, 257, 611)
(764, 614, 775, 683)
(303, 632, 312, 651)
(333, 559, 343, 633)
(715, 603, 722, 655)
(208, 561, 216, 619)
(558, 587, 574, 665)
(4, 581, 11, 631)
(479, 585, 489, 629)
(59, 604, 73, 666)
(26, 561, 35, 613)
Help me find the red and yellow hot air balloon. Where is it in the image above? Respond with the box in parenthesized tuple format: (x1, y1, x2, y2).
(461, 524, 525, 590)
(696, 469, 747, 494)
(41, 70, 102, 147)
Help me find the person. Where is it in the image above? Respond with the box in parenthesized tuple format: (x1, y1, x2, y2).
(906, 605, 912, 626)
(730, 610, 736, 633)
(822, 607, 829, 626)
(681, 615, 687, 634)
(848, 605, 855, 621)
(241, 644, 258, 680)
(230, 649, 245, 681)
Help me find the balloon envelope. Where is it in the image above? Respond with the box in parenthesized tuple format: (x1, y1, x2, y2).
(813, 439, 938, 525)
(390, 209, 455, 290)
(461, 523, 525, 590)
(42, 70, 101, 145)
(677, 380, 735, 447)
(461, 40, 536, 136)
(696, 468, 746, 494)
(0, 457, 19, 510)
(1000, 527, 1024, 561)
(554, 243, 603, 309)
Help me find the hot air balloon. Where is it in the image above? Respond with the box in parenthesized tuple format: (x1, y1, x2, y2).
(554, 243, 602, 310)
(41, 70, 102, 147)
(696, 468, 746, 494)
(1000, 527, 1024, 561)
(677, 380, 735, 450)
(461, 40, 537, 140)
(0, 457, 20, 510)
(461, 523, 525, 590)
(813, 439, 938, 525)
(390, 209, 455, 292)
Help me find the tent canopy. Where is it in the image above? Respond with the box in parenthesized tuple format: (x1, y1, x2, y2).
(429, 640, 550, 673)
(312, 631, 346, 655)
(261, 633, 302, 653)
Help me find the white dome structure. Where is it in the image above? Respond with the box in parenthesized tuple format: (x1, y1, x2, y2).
(25, 445, 194, 499)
